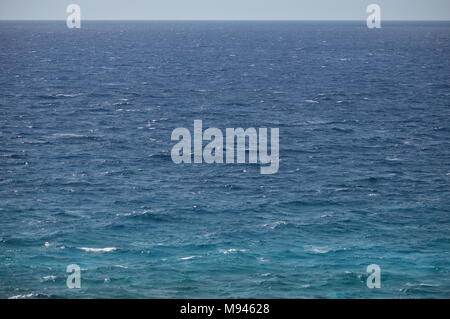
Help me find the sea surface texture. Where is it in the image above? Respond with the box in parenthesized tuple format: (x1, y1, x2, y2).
(0, 21, 449, 298)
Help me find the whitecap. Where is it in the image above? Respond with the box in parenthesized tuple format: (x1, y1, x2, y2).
(272, 90, 287, 94)
(261, 221, 287, 229)
(42, 275, 56, 281)
(179, 256, 201, 260)
(116, 212, 133, 217)
(55, 93, 82, 98)
(304, 99, 319, 104)
(304, 245, 330, 254)
(116, 210, 152, 217)
(8, 293, 37, 299)
(53, 133, 87, 138)
(300, 284, 311, 288)
(405, 282, 438, 287)
(79, 247, 117, 253)
(219, 248, 247, 254)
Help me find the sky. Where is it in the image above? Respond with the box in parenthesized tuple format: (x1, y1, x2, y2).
(1, 0, 450, 20)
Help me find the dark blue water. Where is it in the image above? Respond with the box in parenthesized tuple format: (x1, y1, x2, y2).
(1, 21, 449, 298)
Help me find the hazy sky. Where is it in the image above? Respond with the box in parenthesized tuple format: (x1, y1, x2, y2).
(1, 0, 450, 20)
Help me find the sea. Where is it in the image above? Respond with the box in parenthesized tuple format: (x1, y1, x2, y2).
(0, 21, 449, 298)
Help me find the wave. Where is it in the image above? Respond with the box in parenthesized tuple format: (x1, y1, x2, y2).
(42, 275, 57, 282)
(261, 221, 288, 229)
(219, 248, 248, 254)
(52, 133, 89, 138)
(8, 293, 38, 299)
(79, 247, 117, 253)
(304, 99, 319, 104)
(179, 256, 201, 260)
(304, 245, 331, 254)
(304, 245, 349, 254)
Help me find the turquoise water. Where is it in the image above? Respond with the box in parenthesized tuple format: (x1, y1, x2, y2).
(0, 21, 449, 298)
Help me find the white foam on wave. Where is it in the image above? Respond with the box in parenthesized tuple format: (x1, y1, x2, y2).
(8, 293, 37, 299)
(260, 273, 272, 277)
(179, 256, 201, 260)
(304, 245, 331, 254)
(42, 275, 56, 281)
(53, 133, 88, 138)
(261, 221, 287, 229)
(79, 247, 117, 253)
(219, 248, 248, 254)
(55, 93, 83, 97)
(114, 265, 128, 269)
(405, 282, 438, 288)
(116, 210, 152, 217)
(300, 284, 311, 288)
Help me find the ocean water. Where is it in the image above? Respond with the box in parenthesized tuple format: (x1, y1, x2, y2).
(0, 21, 450, 299)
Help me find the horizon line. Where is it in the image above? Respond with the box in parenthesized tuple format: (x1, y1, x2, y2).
(1, 19, 450, 22)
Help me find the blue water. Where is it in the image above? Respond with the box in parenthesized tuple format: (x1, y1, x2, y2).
(1, 21, 450, 298)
